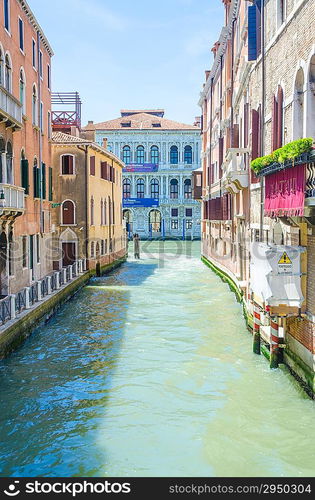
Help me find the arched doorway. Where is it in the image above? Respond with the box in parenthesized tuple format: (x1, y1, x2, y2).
(149, 209, 162, 233)
(123, 209, 133, 233)
(60, 228, 77, 268)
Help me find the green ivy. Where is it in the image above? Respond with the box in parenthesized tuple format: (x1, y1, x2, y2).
(250, 138, 313, 173)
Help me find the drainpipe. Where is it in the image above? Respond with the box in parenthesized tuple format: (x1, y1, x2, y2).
(78, 145, 89, 266)
(259, 0, 265, 242)
(230, 18, 235, 149)
(37, 31, 43, 236)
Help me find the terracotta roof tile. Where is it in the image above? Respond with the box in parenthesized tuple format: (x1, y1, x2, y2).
(83, 112, 199, 131)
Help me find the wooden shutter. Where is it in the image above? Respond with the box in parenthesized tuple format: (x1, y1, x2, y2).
(41, 163, 46, 199)
(219, 137, 224, 179)
(248, 4, 258, 61)
(277, 86, 283, 149)
(90, 156, 95, 176)
(21, 159, 29, 194)
(251, 109, 259, 160)
(33, 166, 40, 198)
(272, 95, 278, 151)
(232, 124, 239, 148)
(48, 167, 53, 201)
(244, 103, 249, 148)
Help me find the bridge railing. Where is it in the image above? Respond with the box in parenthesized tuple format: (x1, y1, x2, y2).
(0, 259, 86, 327)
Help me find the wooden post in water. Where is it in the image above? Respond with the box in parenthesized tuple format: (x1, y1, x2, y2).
(270, 317, 279, 368)
(253, 302, 261, 355)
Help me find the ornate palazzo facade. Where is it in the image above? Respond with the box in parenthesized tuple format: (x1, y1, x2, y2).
(84, 110, 201, 239)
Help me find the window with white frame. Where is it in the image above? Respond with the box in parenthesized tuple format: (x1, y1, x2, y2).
(19, 17, 24, 52)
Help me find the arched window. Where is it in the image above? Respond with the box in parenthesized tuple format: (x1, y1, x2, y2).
(62, 200, 75, 225)
(19, 68, 26, 115)
(101, 199, 104, 225)
(6, 141, 13, 185)
(184, 178, 192, 199)
(0, 137, 5, 183)
(123, 209, 133, 233)
(184, 145, 192, 164)
(108, 196, 112, 225)
(90, 241, 95, 258)
(0, 48, 3, 87)
(8, 230, 13, 276)
(150, 146, 159, 164)
(90, 197, 94, 225)
(306, 54, 315, 138)
(170, 178, 178, 199)
(123, 178, 131, 199)
(151, 178, 159, 198)
(149, 210, 162, 232)
(293, 68, 305, 140)
(104, 199, 107, 225)
(122, 145, 131, 165)
(137, 178, 145, 198)
(136, 145, 145, 164)
(272, 86, 284, 150)
(170, 146, 178, 164)
(32, 84, 38, 125)
(5, 54, 11, 92)
(61, 154, 74, 175)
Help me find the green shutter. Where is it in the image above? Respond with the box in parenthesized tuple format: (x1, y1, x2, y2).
(48, 167, 53, 201)
(41, 163, 46, 199)
(33, 166, 37, 197)
(21, 159, 29, 194)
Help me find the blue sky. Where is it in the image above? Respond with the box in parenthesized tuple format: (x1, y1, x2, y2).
(30, 0, 224, 126)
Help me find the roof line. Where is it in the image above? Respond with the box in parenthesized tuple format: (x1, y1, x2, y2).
(19, 0, 54, 56)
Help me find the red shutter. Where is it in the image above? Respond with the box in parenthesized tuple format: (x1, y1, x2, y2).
(232, 124, 239, 148)
(219, 137, 224, 178)
(244, 103, 249, 148)
(251, 109, 259, 160)
(272, 95, 278, 152)
(277, 86, 283, 149)
(90, 156, 95, 176)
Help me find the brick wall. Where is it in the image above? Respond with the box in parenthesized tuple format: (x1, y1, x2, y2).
(287, 317, 315, 354)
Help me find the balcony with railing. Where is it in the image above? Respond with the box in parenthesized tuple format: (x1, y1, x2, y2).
(0, 86, 23, 130)
(222, 148, 249, 194)
(0, 184, 25, 215)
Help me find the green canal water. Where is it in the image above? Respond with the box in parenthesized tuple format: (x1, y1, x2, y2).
(0, 241, 315, 477)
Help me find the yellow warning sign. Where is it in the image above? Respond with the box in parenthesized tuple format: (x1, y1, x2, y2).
(278, 252, 292, 265)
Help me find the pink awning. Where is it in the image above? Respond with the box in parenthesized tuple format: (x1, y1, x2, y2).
(264, 164, 306, 217)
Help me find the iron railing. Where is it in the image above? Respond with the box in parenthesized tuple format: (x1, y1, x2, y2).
(0, 296, 11, 324)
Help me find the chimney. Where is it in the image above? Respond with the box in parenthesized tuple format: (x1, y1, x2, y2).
(102, 137, 108, 149)
(194, 116, 201, 127)
(205, 70, 210, 81)
(88, 120, 94, 126)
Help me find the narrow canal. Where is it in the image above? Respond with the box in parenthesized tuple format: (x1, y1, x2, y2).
(0, 241, 315, 477)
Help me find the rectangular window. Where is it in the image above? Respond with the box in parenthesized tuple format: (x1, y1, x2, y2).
(186, 220, 192, 230)
(61, 155, 74, 175)
(47, 64, 51, 89)
(22, 236, 28, 268)
(21, 158, 29, 195)
(33, 166, 40, 198)
(171, 208, 178, 217)
(32, 39, 36, 68)
(41, 163, 46, 199)
(48, 167, 53, 201)
(40, 102, 43, 132)
(185, 208, 192, 217)
(4, 0, 9, 31)
(171, 219, 178, 229)
(47, 111, 51, 139)
(39, 51, 43, 78)
(90, 156, 96, 175)
(19, 18, 24, 51)
(36, 234, 40, 263)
